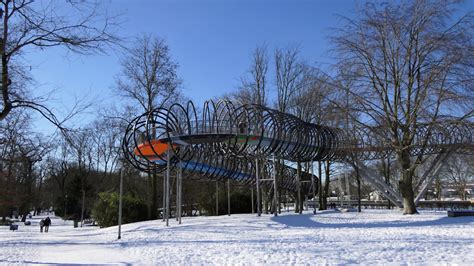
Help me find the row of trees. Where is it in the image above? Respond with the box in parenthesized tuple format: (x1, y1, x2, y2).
(0, 2, 251, 222)
(0, 105, 257, 223)
(228, 0, 474, 214)
(1, 0, 473, 225)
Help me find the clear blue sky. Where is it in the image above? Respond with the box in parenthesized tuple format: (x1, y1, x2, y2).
(26, 0, 472, 134)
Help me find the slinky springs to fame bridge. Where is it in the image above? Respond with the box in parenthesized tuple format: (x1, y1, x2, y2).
(122, 100, 473, 224)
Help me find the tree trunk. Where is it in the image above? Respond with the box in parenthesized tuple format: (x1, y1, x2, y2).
(263, 188, 269, 214)
(322, 161, 331, 210)
(278, 158, 283, 214)
(296, 162, 302, 214)
(300, 193, 305, 213)
(146, 171, 152, 219)
(399, 152, 418, 214)
(400, 179, 417, 214)
(318, 161, 324, 210)
(461, 189, 466, 201)
(355, 167, 361, 213)
(435, 177, 442, 200)
(151, 172, 158, 219)
(382, 158, 392, 209)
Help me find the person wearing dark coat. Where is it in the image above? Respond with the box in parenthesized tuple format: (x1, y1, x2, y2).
(43, 217, 51, 233)
(39, 219, 45, 233)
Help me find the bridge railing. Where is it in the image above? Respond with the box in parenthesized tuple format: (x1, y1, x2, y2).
(169, 119, 263, 137)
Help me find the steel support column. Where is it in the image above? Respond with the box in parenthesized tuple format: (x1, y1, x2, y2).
(118, 169, 123, 239)
(177, 167, 182, 224)
(272, 154, 278, 217)
(311, 160, 316, 214)
(162, 172, 166, 222)
(227, 179, 231, 216)
(415, 150, 453, 205)
(255, 158, 261, 216)
(345, 173, 351, 208)
(176, 170, 179, 222)
(357, 164, 403, 208)
(251, 188, 254, 214)
(296, 161, 302, 214)
(165, 149, 171, 226)
(215, 181, 219, 216)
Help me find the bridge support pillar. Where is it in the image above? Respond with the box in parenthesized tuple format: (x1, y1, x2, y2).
(251, 188, 254, 214)
(311, 160, 317, 214)
(216, 181, 219, 216)
(415, 150, 453, 205)
(272, 154, 278, 217)
(177, 167, 182, 224)
(165, 149, 171, 226)
(162, 171, 166, 222)
(176, 170, 179, 222)
(358, 164, 403, 208)
(227, 179, 231, 216)
(296, 161, 302, 215)
(345, 173, 351, 208)
(255, 158, 261, 217)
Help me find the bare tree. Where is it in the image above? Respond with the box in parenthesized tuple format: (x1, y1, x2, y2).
(228, 45, 270, 214)
(116, 35, 181, 219)
(0, 109, 30, 218)
(90, 117, 121, 185)
(16, 134, 50, 219)
(433, 176, 442, 200)
(116, 35, 180, 112)
(444, 155, 473, 200)
(332, 0, 474, 214)
(273, 46, 310, 213)
(293, 71, 340, 211)
(0, 109, 50, 219)
(238, 45, 269, 106)
(45, 150, 71, 217)
(274, 46, 309, 113)
(0, 0, 119, 125)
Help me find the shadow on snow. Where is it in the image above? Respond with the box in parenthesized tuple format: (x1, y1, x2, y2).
(270, 212, 474, 229)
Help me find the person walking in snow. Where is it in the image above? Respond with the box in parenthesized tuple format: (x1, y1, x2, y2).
(39, 219, 45, 233)
(43, 217, 51, 233)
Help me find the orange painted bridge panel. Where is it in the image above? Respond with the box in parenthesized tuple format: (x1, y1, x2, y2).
(134, 140, 176, 157)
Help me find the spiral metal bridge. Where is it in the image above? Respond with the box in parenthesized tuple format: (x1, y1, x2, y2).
(123, 100, 473, 212)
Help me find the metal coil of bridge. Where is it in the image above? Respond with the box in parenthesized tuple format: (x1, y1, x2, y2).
(122, 100, 473, 192)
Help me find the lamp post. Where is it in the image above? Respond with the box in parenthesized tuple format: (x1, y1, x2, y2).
(227, 179, 230, 216)
(64, 195, 68, 220)
(80, 189, 85, 227)
(215, 181, 219, 216)
(166, 148, 171, 226)
(255, 158, 261, 217)
(311, 160, 317, 215)
(251, 188, 254, 214)
(118, 169, 123, 240)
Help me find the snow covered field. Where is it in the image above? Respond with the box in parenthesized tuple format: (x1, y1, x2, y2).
(1, 209, 473, 264)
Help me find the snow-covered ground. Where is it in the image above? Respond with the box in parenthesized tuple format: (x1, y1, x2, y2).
(1, 209, 473, 264)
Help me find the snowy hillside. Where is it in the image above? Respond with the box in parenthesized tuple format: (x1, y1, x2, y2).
(1, 210, 473, 264)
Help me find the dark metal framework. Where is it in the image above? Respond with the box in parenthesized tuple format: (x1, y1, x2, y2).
(123, 100, 473, 193)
